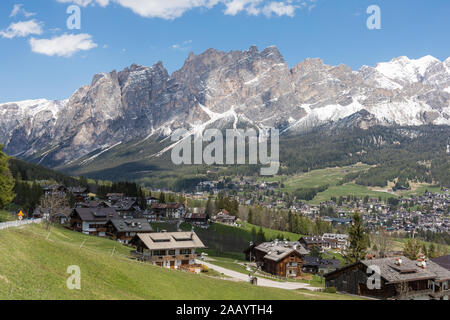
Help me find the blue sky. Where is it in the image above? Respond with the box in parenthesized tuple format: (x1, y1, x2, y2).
(0, 0, 449, 102)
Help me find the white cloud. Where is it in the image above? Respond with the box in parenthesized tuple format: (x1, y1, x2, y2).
(54, 0, 317, 19)
(262, 2, 296, 17)
(223, 0, 262, 16)
(115, 0, 217, 19)
(29, 33, 98, 57)
(171, 39, 193, 51)
(0, 20, 43, 39)
(10, 4, 36, 18)
(56, 0, 110, 7)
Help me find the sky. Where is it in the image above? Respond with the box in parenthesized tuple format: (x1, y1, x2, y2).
(0, 0, 449, 102)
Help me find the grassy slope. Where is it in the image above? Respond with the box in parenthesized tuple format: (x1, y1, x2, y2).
(0, 224, 358, 300)
(0, 210, 15, 223)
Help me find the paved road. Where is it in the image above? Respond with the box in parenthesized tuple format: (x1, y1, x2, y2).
(197, 259, 320, 291)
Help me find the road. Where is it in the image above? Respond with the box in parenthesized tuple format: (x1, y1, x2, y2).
(197, 259, 321, 291)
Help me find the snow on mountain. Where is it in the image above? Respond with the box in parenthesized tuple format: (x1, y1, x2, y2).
(0, 48, 449, 168)
(374, 55, 441, 85)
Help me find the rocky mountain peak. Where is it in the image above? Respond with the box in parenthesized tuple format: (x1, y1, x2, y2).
(1, 49, 449, 167)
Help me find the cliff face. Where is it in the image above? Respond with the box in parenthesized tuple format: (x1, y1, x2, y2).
(0, 46, 449, 167)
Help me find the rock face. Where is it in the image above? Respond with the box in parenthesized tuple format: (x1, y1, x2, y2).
(1, 46, 449, 167)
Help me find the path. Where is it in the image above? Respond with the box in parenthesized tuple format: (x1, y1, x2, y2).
(0, 219, 43, 230)
(197, 259, 321, 291)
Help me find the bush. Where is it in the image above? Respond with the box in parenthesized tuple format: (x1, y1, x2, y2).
(323, 287, 337, 293)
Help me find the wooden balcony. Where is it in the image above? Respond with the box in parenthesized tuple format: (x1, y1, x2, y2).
(130, 251, 197, 263)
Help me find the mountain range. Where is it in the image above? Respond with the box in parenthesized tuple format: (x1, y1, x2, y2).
(0, 46, 449, 172)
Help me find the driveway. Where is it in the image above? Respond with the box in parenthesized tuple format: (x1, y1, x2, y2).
(197, 259, 321, 291)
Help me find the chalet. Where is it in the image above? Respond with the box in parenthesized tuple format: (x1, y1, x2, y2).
(299, 236, 325, 252)
(146, 197, 159, 206)
(77, 200, 110, 208)
(70, 208, 119, 236)
(302, 256, 340, 275)
(130, 231, 206, 269)
(68, 187, 89, 202)
(112, 198, 140, 215)
(183, 212, 209, 225)
(322, 233, 349, 250)
(213, 209, 237, 225)
(324, 256, 450, 300)
(106, 193, 124, 203)
(105, 218, 153, 244)
(244, 240, 309, 278)
(42, 184, 67, 196)
(151, 203, 186, 219)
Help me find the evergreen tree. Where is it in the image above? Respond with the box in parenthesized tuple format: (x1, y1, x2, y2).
(0, 146, 15, 209)
(256, 227, 266, 244)
(344, 211, 369, 264)
(402, 239, 422, 260)
(247, 208, 253, 224)
(159, 192, 166, 204)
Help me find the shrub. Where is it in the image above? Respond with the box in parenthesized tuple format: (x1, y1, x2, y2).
(324, 287, 337, 293)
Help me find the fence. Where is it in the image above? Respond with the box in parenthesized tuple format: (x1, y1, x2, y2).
(0, 218, 43, 230)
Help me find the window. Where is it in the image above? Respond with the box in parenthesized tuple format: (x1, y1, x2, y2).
(153, 250, 166, 256)
(169, 250, 175, 256)
(180, 249, 191, 255)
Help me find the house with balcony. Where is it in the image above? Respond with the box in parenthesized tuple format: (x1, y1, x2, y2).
(70, 207, 119, 237)
(130, 231, 206, 269)
(244, 240, 309, 278)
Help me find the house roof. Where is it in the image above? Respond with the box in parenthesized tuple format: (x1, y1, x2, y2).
(299, 236, 325, 245)
(431, 255, 450, 271)
(303, 256, 340, 269)
(73, 208, 118, 221)
(113, 199, 138, 211)
(107, 218, 153, 233)
(254, 241, 309, 262)
(359, 256, 443, 284)
(135, 232, 206, 250)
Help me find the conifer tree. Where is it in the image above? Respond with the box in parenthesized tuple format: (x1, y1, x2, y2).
(0, 146, 15, 209)
(344, 211, 369, 264)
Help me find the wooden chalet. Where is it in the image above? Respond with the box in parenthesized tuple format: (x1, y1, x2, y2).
(324, 256, 450, 300)
(183, 212, 209, 225)
(151, 203, 186, 219)
(244, 240, 309, 278)
(299, 236, 325, 251)
(302, 256, 340, 274)
(70, 207, 119, 236)
(106, 193, 124, 203)
(213, 209, 237, 224)
(130, 231, 206, 269)
(68, 187, 89, 202)
(105, 218, 153, 244)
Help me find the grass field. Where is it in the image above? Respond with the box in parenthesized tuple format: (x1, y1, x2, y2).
(0, 223, 360, 300)
(0, 210, 15, 223)
(258, 164, 439, 204)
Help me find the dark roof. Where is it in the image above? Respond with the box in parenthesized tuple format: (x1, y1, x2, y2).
(254, 241, 309, 262)
(68, 187, 88, 194)
(431, 255, 450, 271)
(107, 218, 153, 233)
(303, 256, 340, 269)
(79, 200, 110, 208)
(184, 213, 208, 220)
(299, 236, 325, 245)
(113, 199, 138, 211)
(326, 256, 449, 284)
(73, 208, 118, 221)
